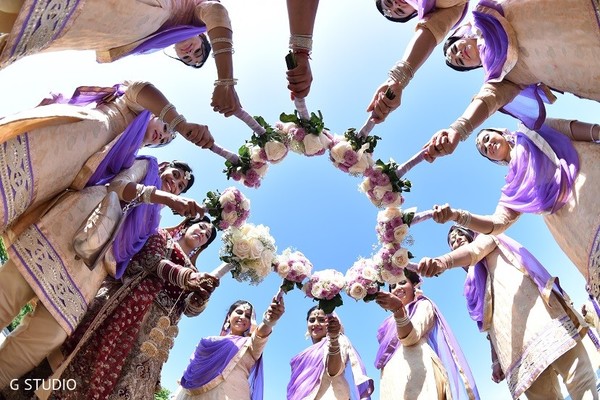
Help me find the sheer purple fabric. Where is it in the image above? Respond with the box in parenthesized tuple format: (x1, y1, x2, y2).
(112, 155, 161, 279)
(499, 85, 555, 130)
(463, 234, 564, 331)
(472, 0, 507, 82)
(406, 0, 436, 19)
(180, 335, 265, 400)
(375, 296, 479, 400)
(127, 25, 207, 57)
(498, 126, 579, 214)
(287, 336, 373, 400)
(86, 110, 151, 186)
(43, 84, 126, 107)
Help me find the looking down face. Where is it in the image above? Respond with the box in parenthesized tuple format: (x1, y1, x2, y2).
(445, 38, 482, 68)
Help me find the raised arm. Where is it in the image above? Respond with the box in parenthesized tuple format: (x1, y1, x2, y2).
(424, 80, 522, 162)
(286, 0, 319, 99)
(324, 315, 345, 377)
(430, 203, 521, 237)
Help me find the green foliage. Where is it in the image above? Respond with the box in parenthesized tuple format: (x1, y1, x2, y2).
(280, 110, 326, 135)
(154, 387, 171, 400)
(374, 159, 412, 194)
(343, 128, 381, 154)
(223, 144, 253, 179)
(0, 237, 7, 265)
(250, 116, 288, 147)
(316, 293, 343, 315)
(9, 302, 34, 331)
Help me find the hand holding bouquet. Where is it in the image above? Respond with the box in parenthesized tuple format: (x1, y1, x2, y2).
(344, 258, 383, 302)
(302, 269, 346, 314)
(360, 159, 411, 208)
(279, 110, 333, 157)
(224, 143, 269, 188)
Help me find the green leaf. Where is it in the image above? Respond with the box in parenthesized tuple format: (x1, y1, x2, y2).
(280, 279, 296, 294)
(404, 211, 415, 226)
(408, 251, 414, 259)
(318, 293, 343, 315)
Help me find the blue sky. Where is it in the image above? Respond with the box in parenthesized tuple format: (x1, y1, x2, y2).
(1, 1, 599, 399)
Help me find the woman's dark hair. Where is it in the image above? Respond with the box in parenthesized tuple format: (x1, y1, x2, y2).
(388, 268, 421, 291)
(443, 36, 483, 72)
(226, 300, 253, 317)
(306, 305, 320, 321)
(447, 225, 475, 247)
(375, 0, 418, 23)
(183, 215, 218, 252)
(161, 160, 195, 193)
(169, 33, 212, 69)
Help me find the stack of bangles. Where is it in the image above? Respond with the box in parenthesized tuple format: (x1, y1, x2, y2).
(455, 209, 472, 227)
(289, 33, 312, 54)
(211, 37, 234, 58)
(388, 60, 414, 89)
(450, 117, 474, 142)
(158, 102, 186, 134)
(394, 312, 410, 328)
(328, 334, 340, 356)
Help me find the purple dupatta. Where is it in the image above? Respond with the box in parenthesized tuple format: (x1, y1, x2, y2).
(464, 234, 565, 331)
(180, 335, 264, 400)
(375, 296, 479, 400)
(406, 0, 468, 28)
(472, 0, 555, 129)
(498, 126, 579, 214)
(127, 25, 206, 57)
(43, 84, 126, 107)
(287, 336, 373, 400)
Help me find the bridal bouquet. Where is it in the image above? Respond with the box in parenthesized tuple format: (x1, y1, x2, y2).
(375, 207, 416, 245)
(247, 116, 289, 164)
(373, 243, 413, 284)
(278, 111, 333, 156)
(329, 128, 379, 176)
(303, 269, 346, 314)
(273, 248, 313, 295)
(344, 258, 383, 302)
(224, 144, 269, 189)
(219, 223, 276, 284)
(360, 160, 412, 208)
(204, 187, 251, 230)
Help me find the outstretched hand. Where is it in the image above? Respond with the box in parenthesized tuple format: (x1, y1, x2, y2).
(417, 257, 446, 277)
(326, 314, 341, 336)
(265, 296, 286, 323)
(423, 128, 460, 162)
(432, 204, 456, 224)
(168, 196, 205, 219)
(177, 122, 214, 148)
(367, 81, 402, 123)
(286, 52, 313, 99)
(211, 85, 241, 117)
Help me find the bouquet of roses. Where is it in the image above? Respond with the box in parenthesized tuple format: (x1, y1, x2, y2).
(245, 116, 290, 164)
(359, 159, 412, 208)
(329, 128, 379, 176)
(223, 143, 269, 189)
(373, 242, 413, 284)
(375, 207, 417, 245)
(273, 248, 313, 296)
(302, 269, 346, 314)
(203, 187, 251, 231)
(278, 110, 333, 157)
(219, 223, 276, 285)
(344, 258, 383, 302)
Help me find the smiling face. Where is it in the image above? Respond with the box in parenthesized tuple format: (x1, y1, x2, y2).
(143, 117, 174, 147)
(228, 303, 253, 336)
(445, 38, 482, 68)
(174, 34, 207, 67)
(380, 0, 416, 19)
(307, 309, 328, 343)
(391, 278, 415, 306)
(182, 221, 212, 251)
(476, 129, 512, 162)
(159, 167, 189, 195)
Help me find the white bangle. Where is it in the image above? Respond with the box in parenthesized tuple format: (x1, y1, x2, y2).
(289, 34, 313, 52)
(214, 78, 238, 87)
(168, 114, 186, 133)
(212, 47, 234, 58)
(158, 103, 175, 121)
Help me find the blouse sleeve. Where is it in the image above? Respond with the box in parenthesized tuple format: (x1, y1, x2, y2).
(195, 1, 232, 32)
(416, 3, 467, 45)
(248, 330, 270, 360)
(544, 117, 575, 138)
(98, 81, 151, 135)
(107, 159, 149, 200)
(399, 300, 436, 347)
(489, 204, 522, 235)
(472, 81, 522, 118)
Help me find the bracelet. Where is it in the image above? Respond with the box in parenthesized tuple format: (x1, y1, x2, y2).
(450, 117, 474, 142)
(214, 78, 238, 87)
(255, 330, 272, 339)
(289, 34, 313, 52)
(590, 124, 598, 142)
(388, 60, 414, 89)
(262, 312, 277, 328)
(327, 333, 340, 341)
(168, 114, 186, 133)
(158, 103, 175, 122)
(328, 347, 341, 356)
(455, 209, 472, 228)
(211, 37, 233, 46)
(212, 47, 235, 58)
(395, 315, 410, 327)
(441, 253, 455, 270)
(492, 360, 500, 367)
(141, 185, 156, 204)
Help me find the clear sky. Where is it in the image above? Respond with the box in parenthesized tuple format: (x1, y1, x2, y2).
(1, 1, 599, 399)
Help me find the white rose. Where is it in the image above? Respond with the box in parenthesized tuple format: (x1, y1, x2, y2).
(319, 132, 333, 149)
(248, 238, 265, 259)
(222, 210, 238, 225)
(218, 190, 236, 205)
(372, 184, 392, 201)
(359, 179, 372, 194)
(362, 266, 378, 281)
(391, 248, 409, 268)
(311, 282, 325, 298)
(330, 140, 352, 163)
(254, 163, 269, 177)
(348, 283, 367, 301)
(348, 153, 373, 174)
(260, 249, 275, 270)
(264, 141, 288, 163)
(232, 238, 251, 259)
(279, 122, 296, 134)
(379, 207, 402, 222)
(240, 198, 250, 210)
(380, 269, 404, 284)
(250, 145, 264, 163)
(276, 261, 291, 278)
(393, 224, 409, 242)
(303, 134, 325, 156)
(239, 224, 253, 236)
